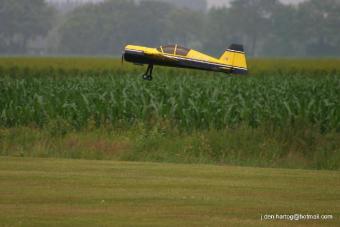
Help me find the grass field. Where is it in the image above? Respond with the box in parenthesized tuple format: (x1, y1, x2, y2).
(0, 57, 339, 170)
(0, 58, 339, 226)
(0, 157, 339, 226)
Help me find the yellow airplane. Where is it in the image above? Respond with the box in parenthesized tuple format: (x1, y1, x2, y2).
(122, 44, 247, 80)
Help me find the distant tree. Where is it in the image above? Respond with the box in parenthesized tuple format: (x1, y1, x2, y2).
(162, 9, 204, 49)
(127, 1, 175, 46)
(44, 0, 340, 56)
(138, 0, 207, 12)
(57, 0, 134, 55)
(0, 0, 55, 54)
(227, 0, 281, 56)
(58, 0, 190, 55)
(201, 7, 234, 56)
(296, 0, 340, 56)
(261, 4, 300, 56)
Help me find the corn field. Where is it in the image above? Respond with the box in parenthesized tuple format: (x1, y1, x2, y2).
(0, 58, 339, 132)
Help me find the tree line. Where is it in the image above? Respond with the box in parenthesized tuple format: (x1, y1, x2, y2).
(1, 0, 339, 57)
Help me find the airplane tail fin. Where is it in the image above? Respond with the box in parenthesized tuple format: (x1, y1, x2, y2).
(219, 44, 248, 74)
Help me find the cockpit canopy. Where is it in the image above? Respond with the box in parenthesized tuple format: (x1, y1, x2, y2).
(157, 44, 190, 56)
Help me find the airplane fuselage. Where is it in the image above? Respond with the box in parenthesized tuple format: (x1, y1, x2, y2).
(124, 48, 232, 74)
(122, 44, 247, 80)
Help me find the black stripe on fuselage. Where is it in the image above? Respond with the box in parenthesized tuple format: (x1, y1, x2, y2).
(123, 49, 247, 74)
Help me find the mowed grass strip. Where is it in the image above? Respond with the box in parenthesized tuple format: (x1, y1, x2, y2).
(0, 157, 339, 226)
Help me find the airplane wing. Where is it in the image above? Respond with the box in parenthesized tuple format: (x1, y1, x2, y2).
(140, 50, 179, 63)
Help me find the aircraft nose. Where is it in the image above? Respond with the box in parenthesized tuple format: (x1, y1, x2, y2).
(123, 49, 145, 63)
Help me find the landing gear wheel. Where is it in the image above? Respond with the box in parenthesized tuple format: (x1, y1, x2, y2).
(143, 74, 152, 81)
(142, 64, 154, 81)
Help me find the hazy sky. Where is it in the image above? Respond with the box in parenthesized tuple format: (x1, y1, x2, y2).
(208, 0, 305, 7)
(48, 0, 307, 8)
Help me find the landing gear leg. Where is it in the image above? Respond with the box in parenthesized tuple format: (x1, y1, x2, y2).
(142, 64, 153, 81)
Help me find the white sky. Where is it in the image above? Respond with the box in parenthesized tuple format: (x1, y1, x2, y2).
(208, 0, 306, 7)
(47, 0, 307, 8)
